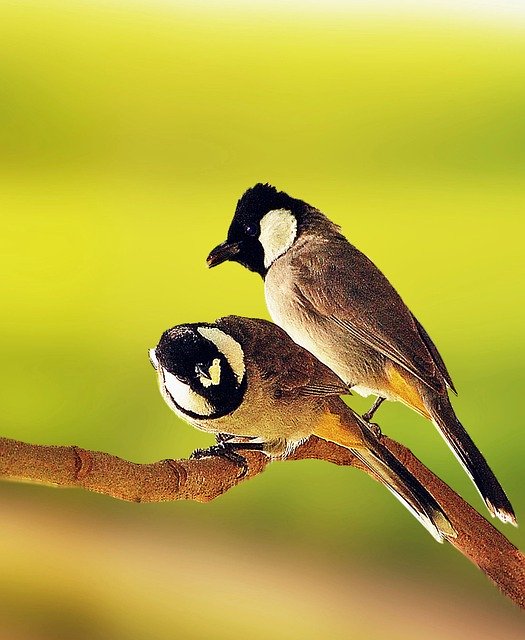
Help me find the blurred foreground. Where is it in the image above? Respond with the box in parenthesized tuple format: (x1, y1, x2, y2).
(1, 489, 524, 640)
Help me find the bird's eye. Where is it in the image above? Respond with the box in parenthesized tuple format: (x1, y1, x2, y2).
(244, 223, 258, 237)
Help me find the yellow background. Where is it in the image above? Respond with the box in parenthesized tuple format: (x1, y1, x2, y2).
(1, 1, 524, 637)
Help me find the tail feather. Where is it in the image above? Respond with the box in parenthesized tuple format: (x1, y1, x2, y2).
(428, 394, 516, 526)
(313, 405, 455, 541)
(352, 429, 456, 543)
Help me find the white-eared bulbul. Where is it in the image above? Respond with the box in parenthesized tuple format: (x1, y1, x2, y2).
(150, 315, 455, 542)
(207, 183, 516, 525)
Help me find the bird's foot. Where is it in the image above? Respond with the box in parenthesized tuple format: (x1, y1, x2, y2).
(191, 442, 249, 477)
(191, 441, 264, 478)
(364, 421, 382, 439)
(215, 432, 235, 444)
(362, 396, 386, 425)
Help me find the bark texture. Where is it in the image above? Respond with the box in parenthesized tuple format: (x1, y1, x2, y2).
(0, 435, 523, 608)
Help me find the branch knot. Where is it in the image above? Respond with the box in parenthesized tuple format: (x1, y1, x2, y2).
(73, 446, 93, 480)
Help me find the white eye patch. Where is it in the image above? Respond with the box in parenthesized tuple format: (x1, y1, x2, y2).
(161, 369, 214, 417)
(198, 358, 221, 388)
(259, 208, 297, 268)
(197, 327, 245, 385)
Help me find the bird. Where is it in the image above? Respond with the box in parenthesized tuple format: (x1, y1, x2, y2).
(149, 315, 455, 542)
(206, 183, 516, 525)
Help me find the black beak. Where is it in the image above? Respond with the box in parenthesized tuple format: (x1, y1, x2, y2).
(206, 241, 242, 268)
(195, 363, 211, 381)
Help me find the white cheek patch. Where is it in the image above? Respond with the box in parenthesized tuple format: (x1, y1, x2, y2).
(161, 369, 214, 417)
(197, 327, 245, 385)
(259, 209, 297, 268)
(199, 358, 221, 388)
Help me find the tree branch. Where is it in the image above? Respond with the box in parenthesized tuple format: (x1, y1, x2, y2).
(0, 434, 523, 608)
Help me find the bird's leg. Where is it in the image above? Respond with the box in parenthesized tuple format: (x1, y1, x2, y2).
(215, 433, 235, 443)
(191, 441, 265, 478)
(362, 396, 386, 438)
(362, 396, 386, 422)
(215, 432, 258, 444)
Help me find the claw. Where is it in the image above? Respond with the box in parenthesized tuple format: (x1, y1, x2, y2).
(191, 443, 249, 478)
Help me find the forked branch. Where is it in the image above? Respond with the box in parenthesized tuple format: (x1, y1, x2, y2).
(0, 434, 523, 608)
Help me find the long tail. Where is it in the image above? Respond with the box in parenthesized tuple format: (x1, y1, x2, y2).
(427, 394, 516, 526)
(352, 429, 456, 543)
(314, 408, 456, 542)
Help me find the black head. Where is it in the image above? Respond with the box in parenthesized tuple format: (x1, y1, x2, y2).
(207, 183, 305, 277)
(150, 324, 246, 420)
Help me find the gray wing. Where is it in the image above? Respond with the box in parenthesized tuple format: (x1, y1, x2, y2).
(411, 314, 456, 393)
(293, 236, 454, 393)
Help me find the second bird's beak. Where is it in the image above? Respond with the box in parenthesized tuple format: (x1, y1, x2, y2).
(195, 363, 211, 381)
(207, 241, 241, 268)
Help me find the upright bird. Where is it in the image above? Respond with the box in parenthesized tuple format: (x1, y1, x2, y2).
(150, 315, 455, 542)
(207, 183, 516, 525)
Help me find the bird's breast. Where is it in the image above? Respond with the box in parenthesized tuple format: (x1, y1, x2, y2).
(264, 260, 386, 393)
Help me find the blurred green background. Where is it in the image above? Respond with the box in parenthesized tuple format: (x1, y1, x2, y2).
(1, 1, 524, 638)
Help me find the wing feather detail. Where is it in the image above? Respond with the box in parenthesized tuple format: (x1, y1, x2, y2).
(292, 233, 448, 392)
